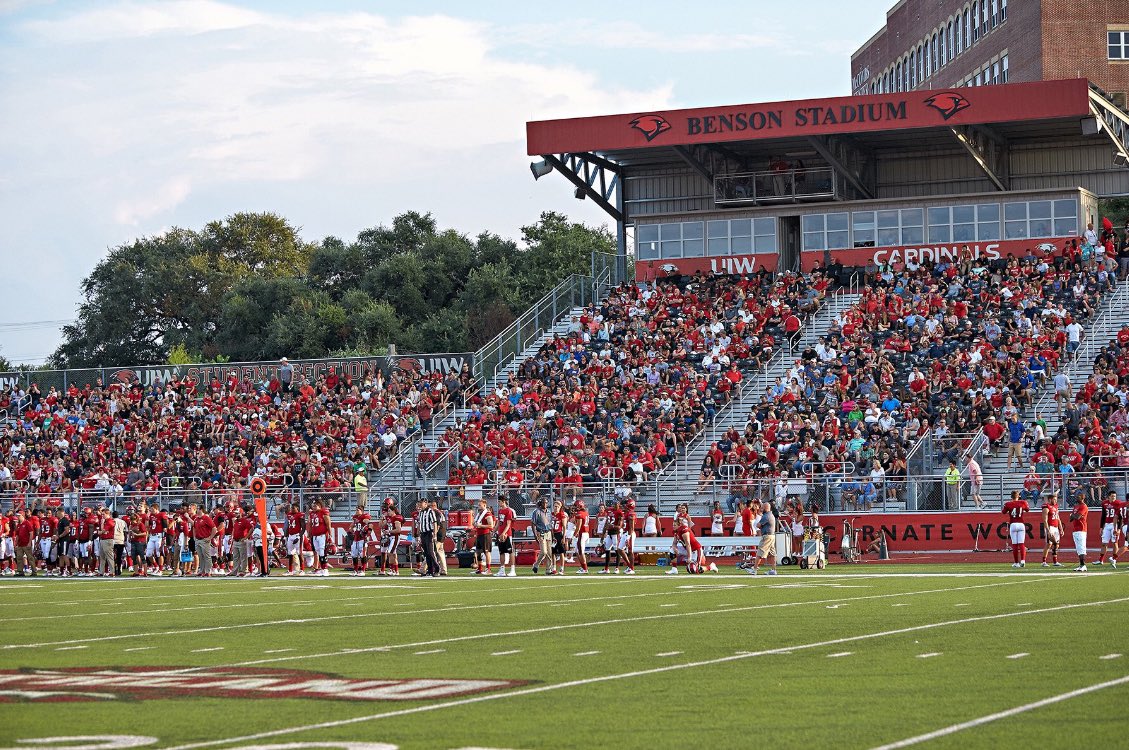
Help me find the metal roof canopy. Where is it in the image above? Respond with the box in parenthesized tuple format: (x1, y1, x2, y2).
(526, 79, 1129, 228)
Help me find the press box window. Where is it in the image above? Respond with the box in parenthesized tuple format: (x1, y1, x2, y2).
(637, 224, 660, 260)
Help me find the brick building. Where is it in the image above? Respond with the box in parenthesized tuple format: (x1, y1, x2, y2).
(851, 0, 1129, 106)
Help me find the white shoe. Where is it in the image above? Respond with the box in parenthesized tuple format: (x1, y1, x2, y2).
(747, 568, 758, 576)
(1053, 562, 1063, 567)
(575, 569, 587, 575)
(665, 567, 678, 575)
(708, 562, 718, 572)
(153, 570, 162, 576)
(624, 569, 635, 575)
(766, 569, 778, 576)
(1095, 561, 1104, 566)
(1019, 561, 1025, 568)
(1112, 561, 1118, 569)
(1041, 562, 1049, 567)
(494, 570, 507, 577)
(1074, 565, 1087, 572)
(598, 569, 609, 575)
(1011, 563, 1019, 568)
(284, 571, 293, 577)
(509, 569, 517, 577)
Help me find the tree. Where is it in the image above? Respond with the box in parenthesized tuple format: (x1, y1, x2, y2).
(1099, 198, 1129, 235)
(517, 212, 615, 304)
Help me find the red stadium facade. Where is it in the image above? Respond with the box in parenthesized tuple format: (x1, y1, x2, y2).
(527, 79, 1128, 280)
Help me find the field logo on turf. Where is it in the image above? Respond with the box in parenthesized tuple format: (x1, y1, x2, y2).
(0, 668, 528, 703)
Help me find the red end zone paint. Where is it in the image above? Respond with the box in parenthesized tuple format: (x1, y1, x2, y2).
(0, 668, 528, 703)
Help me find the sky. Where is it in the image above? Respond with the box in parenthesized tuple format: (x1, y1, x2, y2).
(0, 0, 892, 366)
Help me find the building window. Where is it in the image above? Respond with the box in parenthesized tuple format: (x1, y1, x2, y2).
(931, 33, 938, 74)
(973, 1, 980, 42)
(990, 0, 998, 28)
(939, 29, 946, 67)
(948, 21, 955, 60)
(976, 203, 1000, 240)
(1111, 31, 1129, 60)
(1002, 54, 1008, 81)
(928, 207, 951, 243)
(964, 7, 971, 47)
(992, 60, 1000, 84)
(637, 225, 659, 260)
(852, 211, 877, 247)
(1003, 199, 1078, 239)
(705, 219, 776, 256)
(875, 208, 925, 246)
(955, 16, 962, 54)
(1001, 0, 1007, 22)
(802, 213, 849, 252)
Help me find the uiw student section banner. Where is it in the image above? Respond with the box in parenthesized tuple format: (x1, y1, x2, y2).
(0, 352, 473, 395)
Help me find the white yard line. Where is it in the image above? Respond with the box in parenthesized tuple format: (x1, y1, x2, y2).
(124, 646, 154, 652)
(1099, 653, 1122, 660)
(413, 649, 445, 655)
(190, 647, 224, 653)
(151, 579, 1060, 686)
(916, 653, 941, 658)
(655, 651, 683, 657)
(868, 674, 1129, 750)
(54, 645, 87, 651)
(574, 651, 601, 656)
(827, 652, 853, 658)
(162, 595, 1129, 750)
(490, 650, 522, 656)
(0, 587, 680, 650)
(262, 649, 293, 654)
(1007, 653, 1029, 659)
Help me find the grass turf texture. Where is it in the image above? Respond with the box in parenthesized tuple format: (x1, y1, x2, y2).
(1, 565, 1126, 750)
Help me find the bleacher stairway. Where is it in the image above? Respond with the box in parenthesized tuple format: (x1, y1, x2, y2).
(973, 280, 1129, 505)
(648, 289, 861, 512)
(370, 308, 585, 494)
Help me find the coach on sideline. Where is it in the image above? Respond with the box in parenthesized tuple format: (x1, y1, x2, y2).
(415, 498, 439, 577)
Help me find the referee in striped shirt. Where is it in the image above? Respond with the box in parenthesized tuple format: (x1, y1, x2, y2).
(415, 500, 439, 577)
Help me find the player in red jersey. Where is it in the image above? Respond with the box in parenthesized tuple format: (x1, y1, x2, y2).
(571, 500, 589, 574)
(494, 496, 517, 577)
(550, 499, 567, 575)
(1096, 491, 1120, 568)
(36, 509, 58, 576)
(1040, 492, 1064, 568)
(145, 504, 168, 575)
(283, 501, 306, 576)
(621, 495, 637, 575)
(379, 498, 403, 576)
(129, 504, 149, 576)
(471, 497, 495, 575)
(307, 499, 332, 576)
(1118, 496, 1129, 562)
(1070, 498, 1089, 571)
(670, 504, 704, 575)
(349, 504, 373, 576)
(1003, 490, 1030, 568)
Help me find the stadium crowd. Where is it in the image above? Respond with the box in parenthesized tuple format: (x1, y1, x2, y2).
(0, 358, 475, 513)
(701, 247, 1116, 511)
(418, 269, 831, 499)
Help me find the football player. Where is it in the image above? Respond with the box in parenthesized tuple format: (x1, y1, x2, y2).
(1096, 491, 1119, 568)
(307, 499, 332, 576)
(571, 500, 590, 574)
(471, 497, 494, 575)
(379, 498, 403, 576)
(1040, 492, 1063, 567)
(494, 496, 517, 577)
(283, 501, 306, 576)
(1070, 497, 1089, 572)
(349, 504, 373, 576)
(1003, 489, 1030, 568)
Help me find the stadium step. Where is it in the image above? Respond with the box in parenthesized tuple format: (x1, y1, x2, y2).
(368, 307, 586, 495)
(976, 279, 1129, 506)
(647, 290, 861, 514)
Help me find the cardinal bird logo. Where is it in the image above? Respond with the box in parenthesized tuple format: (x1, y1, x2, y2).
(111, 369, 136, 384)
(629, 114, 672, 142)
(394, 357, 422, 373)
(924, 91, 971, 120)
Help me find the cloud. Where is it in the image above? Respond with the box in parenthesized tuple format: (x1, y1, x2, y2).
(4, 4, 673, 228)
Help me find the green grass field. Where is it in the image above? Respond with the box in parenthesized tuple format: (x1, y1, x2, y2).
(1, 565, 1127, 750)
